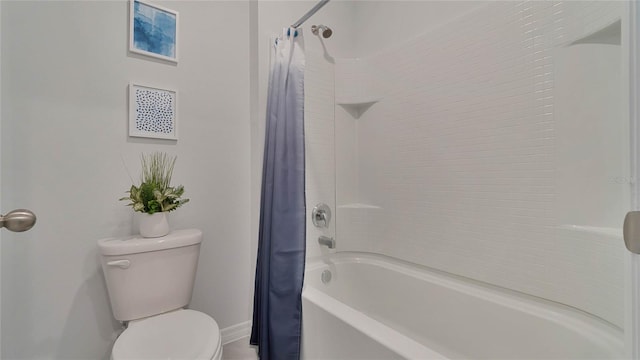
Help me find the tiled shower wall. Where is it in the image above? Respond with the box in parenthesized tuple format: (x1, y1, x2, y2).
(336, 1, 627, 328)
(305, 50, 336, 260)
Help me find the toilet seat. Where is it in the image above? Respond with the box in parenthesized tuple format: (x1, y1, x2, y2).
(112, 309, 222, 360)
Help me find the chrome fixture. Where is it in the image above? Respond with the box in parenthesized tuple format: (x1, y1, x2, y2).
(321, 269, 332, 284)
(311, 25, 333, 38)
(291, 0, 330, 29)
(312, 203, 331, 228)
(0, 209, 36, 232)
(107, 260, 131, 269)
(318, 235, 335, 249)
(624, 211, 640, 254)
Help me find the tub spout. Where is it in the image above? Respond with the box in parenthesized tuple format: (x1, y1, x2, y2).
(318, 235, 335, 249)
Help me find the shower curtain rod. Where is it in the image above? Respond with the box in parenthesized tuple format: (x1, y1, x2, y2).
(291, 0, 330, 28)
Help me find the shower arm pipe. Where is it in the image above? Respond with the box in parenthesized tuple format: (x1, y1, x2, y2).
(291, 0, 330, 29)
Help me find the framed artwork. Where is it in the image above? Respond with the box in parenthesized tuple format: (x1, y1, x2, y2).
(129, 83, 177, 140)
(129, 0, 178, 63)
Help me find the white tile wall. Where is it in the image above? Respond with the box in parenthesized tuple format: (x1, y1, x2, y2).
(305, 50, 336, 260)
(335, 58, 384, 104)
(335, 1, 627, 328)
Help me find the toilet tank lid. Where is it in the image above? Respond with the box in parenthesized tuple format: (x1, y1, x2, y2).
(98, 229, 202, 256)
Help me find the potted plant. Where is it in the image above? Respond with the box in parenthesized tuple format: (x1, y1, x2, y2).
(120, 152, 189, 237)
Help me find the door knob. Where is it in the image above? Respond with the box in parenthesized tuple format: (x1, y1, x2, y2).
(624, 211, 640, 254)
(0, 209, 37, 232)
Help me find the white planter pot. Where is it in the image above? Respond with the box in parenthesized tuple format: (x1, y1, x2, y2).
(138, 212, 170, 238)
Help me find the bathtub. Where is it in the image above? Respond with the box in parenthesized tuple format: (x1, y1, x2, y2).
(301, 252, 623, 359)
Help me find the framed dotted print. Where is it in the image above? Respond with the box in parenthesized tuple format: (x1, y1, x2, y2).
(129, 83, 177, 140)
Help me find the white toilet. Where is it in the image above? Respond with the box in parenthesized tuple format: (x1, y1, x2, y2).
(98, 228, 222, 360)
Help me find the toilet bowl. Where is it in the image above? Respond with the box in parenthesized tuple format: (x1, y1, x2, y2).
(98, 229, 222, 359)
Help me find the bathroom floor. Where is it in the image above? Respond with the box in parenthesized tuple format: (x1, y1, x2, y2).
(222, 337, 258, 360)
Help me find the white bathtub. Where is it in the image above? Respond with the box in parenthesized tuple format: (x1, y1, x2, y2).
(301, 252, 623, 359)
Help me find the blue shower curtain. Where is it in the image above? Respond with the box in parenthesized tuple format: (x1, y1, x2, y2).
(251, 27, 306, 360)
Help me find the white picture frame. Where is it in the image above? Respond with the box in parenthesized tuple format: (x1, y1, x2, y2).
(129, 0, 179, 63)
(129, 83, 178, 140)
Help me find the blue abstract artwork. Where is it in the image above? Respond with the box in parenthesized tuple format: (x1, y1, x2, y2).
(131, 0, 177, 61)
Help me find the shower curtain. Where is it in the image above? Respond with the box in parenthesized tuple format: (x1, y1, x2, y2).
(251, 27, 306, 360)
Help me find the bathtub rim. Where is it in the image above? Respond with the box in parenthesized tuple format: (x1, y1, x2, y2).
(304, 251, 624, 357)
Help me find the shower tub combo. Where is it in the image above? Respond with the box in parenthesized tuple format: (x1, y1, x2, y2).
(301, 253, 623, 359)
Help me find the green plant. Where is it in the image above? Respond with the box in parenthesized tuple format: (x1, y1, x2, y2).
(120, 152, 190, 214)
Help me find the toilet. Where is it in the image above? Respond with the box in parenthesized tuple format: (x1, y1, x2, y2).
(98, 228, 222, 360)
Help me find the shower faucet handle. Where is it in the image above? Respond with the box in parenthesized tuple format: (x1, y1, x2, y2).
(312, 203, 331, 228)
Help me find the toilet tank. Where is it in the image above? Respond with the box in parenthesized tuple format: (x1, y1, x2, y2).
(98, 229, 203, 321)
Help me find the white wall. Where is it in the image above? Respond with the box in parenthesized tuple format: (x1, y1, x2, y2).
(351, 0, 487, 58)
(336, 1, 628, 329)
(0, 3, 3, 355)
(1, 1, 251, 357)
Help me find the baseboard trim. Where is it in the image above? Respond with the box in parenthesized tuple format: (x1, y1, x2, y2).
(221, 321, 251, 345)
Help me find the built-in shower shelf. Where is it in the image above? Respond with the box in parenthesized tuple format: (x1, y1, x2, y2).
(568, 20, 621, 46)
(337, 98, 381, 119)
(558, 224, 622, 238)
(338, 203, 382, 209)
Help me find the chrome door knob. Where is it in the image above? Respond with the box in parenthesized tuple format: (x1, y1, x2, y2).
(0, 209, 37, 232)
(624, 211, 640, 254)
